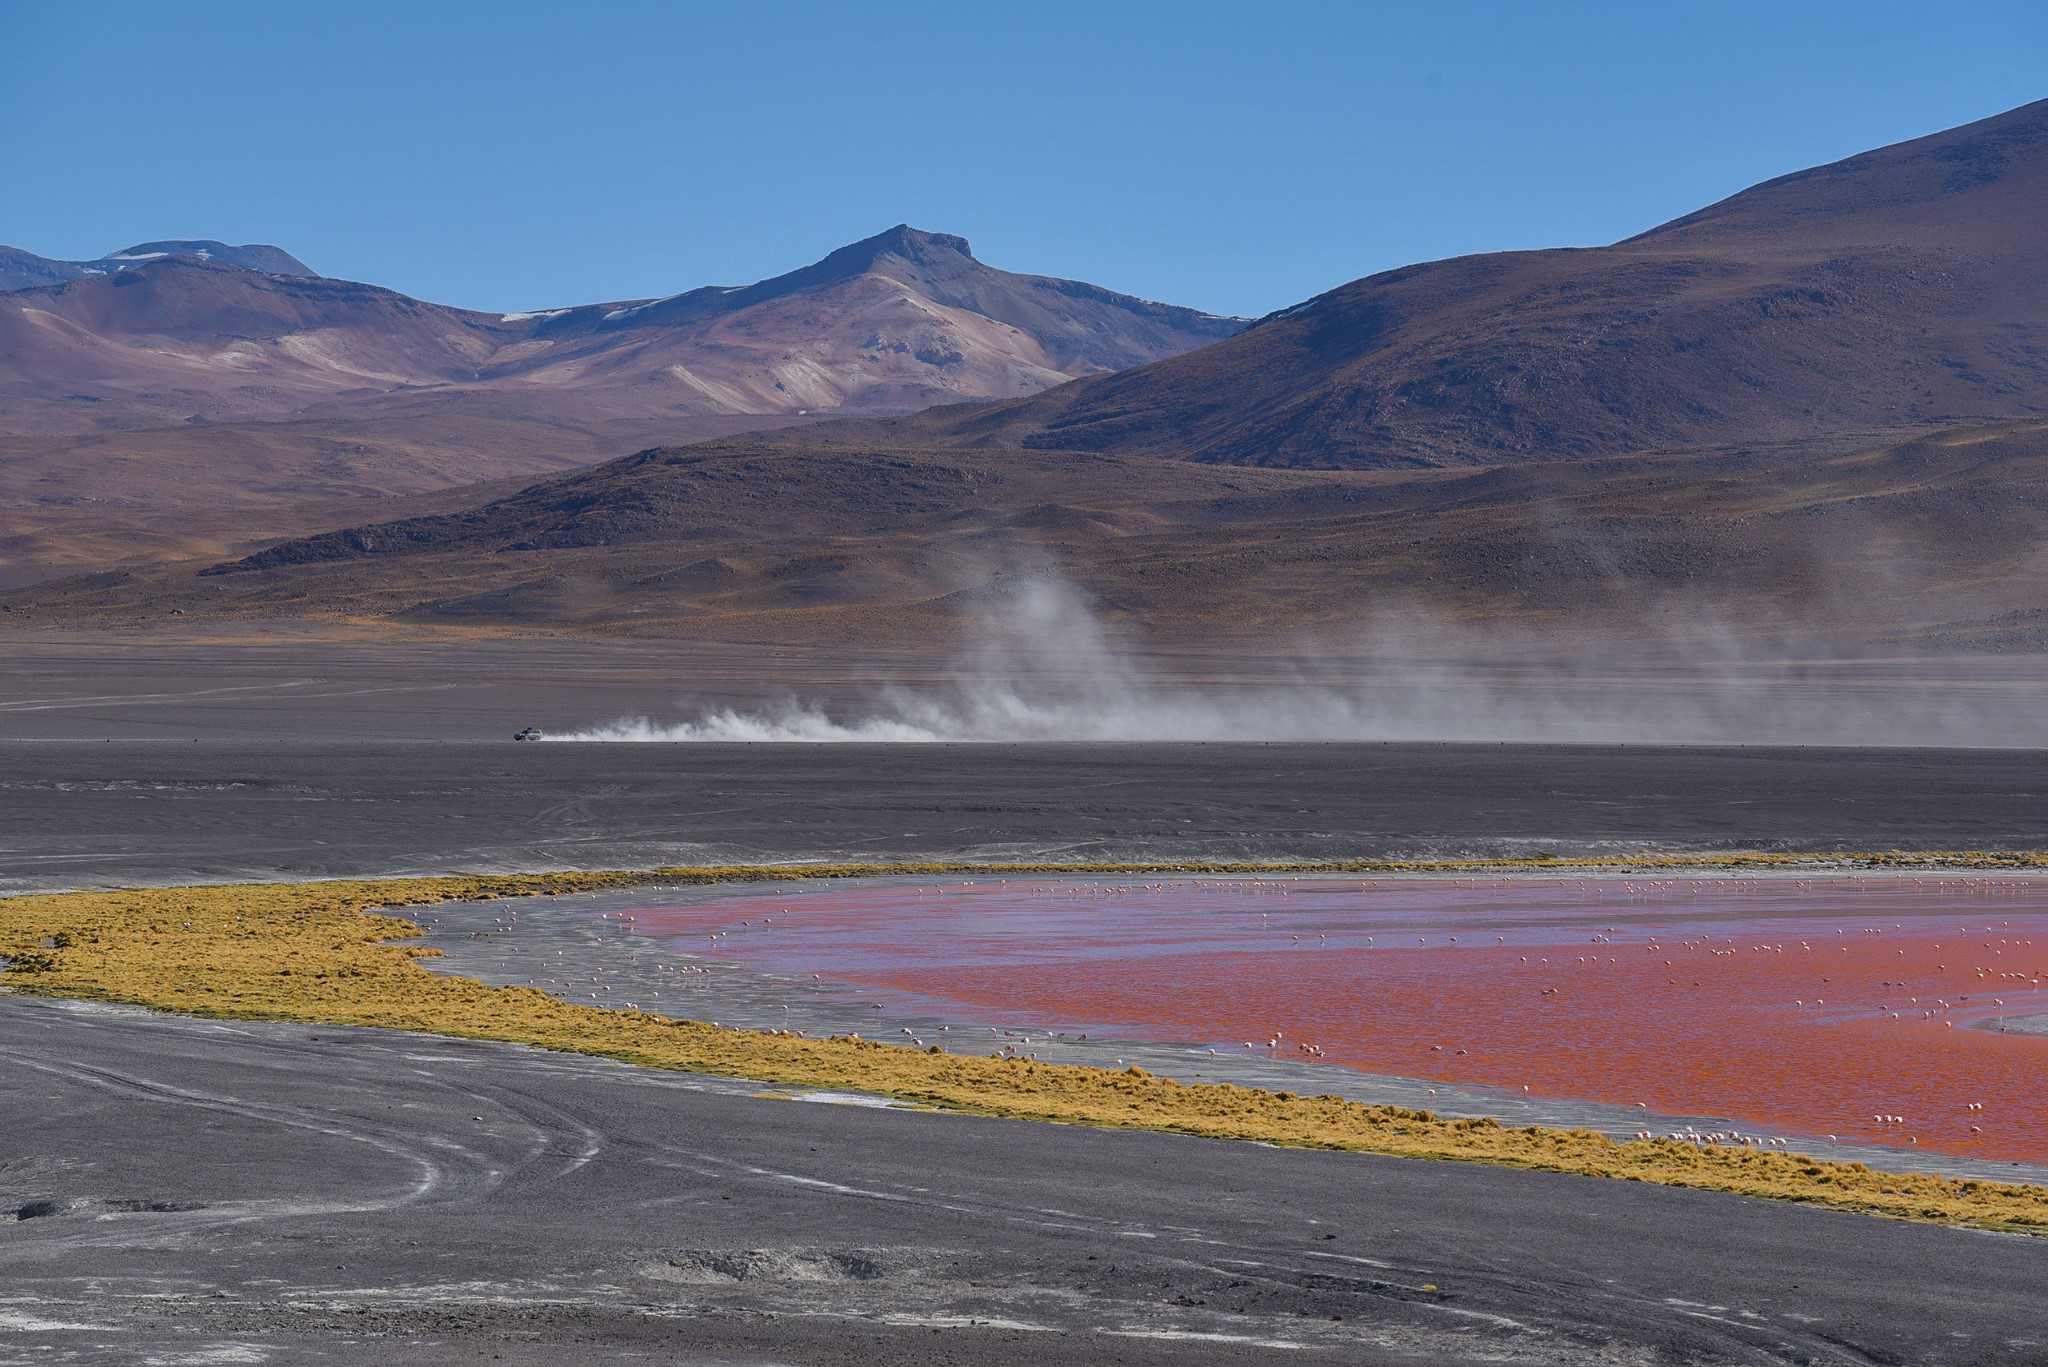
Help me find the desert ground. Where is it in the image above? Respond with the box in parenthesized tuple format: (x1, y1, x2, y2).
(9, 994, 2048, 1366)
(4, 638, 2048, 893)
(5, 638, 2048, 1363)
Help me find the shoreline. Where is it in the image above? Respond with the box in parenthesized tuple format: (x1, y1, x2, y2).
(412, 872, 2048, 1188)
(5, 865, 2048, 1234)
(13, 847, 2048, 901)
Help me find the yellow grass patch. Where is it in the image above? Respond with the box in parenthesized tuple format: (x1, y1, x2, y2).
(4, 862, 2047, 1234)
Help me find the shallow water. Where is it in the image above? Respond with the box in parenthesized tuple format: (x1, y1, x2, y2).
(616, 875, 2048, 1164)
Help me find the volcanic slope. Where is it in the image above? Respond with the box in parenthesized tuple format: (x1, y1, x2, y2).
(0, 226, 1242, 571)
(851, 97, 2048, 469)
(0, 225, 1242, 434)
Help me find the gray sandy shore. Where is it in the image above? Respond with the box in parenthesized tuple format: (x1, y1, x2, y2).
(7, 993, 2046, 1366)
(5, 737, 2048, 896)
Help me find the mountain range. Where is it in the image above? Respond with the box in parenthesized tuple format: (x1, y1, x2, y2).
(869, 97, 2048, 468)
(10, 98, 2048, 650)
(0, 225, 1241, 431)
(0, 227, 1242, 572)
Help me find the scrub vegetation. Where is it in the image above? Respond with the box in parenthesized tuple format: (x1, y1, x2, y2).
(5, 859, 2047, 1234)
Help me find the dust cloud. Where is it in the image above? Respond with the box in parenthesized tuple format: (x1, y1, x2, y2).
(559, 575, 2048, 746)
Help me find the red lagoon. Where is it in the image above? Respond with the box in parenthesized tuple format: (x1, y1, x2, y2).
(620, 876, 2048, 1163)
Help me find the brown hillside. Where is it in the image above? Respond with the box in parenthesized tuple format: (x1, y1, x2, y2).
(17, 104, 2048, 652)
(15, 420, 2042, 651)
(0, 228, 1241, 577)
(849, 99, 2048, 469)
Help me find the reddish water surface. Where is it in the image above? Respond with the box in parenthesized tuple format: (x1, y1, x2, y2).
(622, 876, 2048, 1163)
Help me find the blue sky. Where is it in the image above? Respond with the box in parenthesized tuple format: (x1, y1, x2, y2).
(4, 1, 2042, 317)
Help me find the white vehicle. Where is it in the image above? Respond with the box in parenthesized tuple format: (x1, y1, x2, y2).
(513, 727, 543, 741)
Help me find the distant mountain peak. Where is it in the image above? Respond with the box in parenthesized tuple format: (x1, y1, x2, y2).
(854, 223, 974, 261)
(793, 224, 978, 288)
(884, 97, 2048, 470)
(0, 239, 317, 293)
(107, 241, 317, 276)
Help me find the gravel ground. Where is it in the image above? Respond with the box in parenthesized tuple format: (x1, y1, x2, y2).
(7, 995, 2048, 1366)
